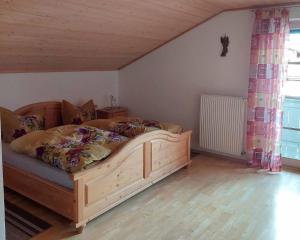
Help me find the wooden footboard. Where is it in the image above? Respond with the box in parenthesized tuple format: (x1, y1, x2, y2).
(3, 130, 192, 230)
(72, 130, 192, 227)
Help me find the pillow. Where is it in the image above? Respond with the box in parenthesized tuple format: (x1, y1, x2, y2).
(82, 119, 112, 131)
(111, 116, 143, 124)
(62, 100, 96, 125)
(109, 122, 146, 138)
(0, 107, 45, 143)
(10, 130, 64, 157)
(159, 122, 183, 134)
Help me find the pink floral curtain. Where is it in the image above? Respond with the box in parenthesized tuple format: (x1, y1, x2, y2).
(247, 9, 290, 172)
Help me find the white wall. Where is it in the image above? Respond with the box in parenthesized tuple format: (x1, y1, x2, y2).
(0, 121, 5, 239)
(119, 10, 254, 146)
(0, 71, 118, 110)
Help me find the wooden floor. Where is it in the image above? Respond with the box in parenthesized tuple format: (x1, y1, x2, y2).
(5, 154, 300, 240)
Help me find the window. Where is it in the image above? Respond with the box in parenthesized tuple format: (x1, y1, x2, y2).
(282, 30, 300, 160)
(283, 31, 300, 96)
(287, 30, 300, 81)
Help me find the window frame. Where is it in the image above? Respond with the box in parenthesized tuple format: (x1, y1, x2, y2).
(287, 30, 300, 81)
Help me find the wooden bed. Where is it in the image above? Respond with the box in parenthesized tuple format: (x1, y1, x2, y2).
(3, 101, 192, 232)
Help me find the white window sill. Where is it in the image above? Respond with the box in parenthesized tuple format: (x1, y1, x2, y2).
(283, 157, 300, 169)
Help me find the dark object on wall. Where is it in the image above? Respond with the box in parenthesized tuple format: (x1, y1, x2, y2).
(220, 35, 229, 57)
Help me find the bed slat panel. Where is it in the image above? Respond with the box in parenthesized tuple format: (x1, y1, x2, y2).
(3, 164, 75, 220)
(84, 145, 144, 206)
(151, 138, 188, 172)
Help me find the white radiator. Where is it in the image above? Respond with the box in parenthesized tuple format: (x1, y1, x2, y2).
(199, 94, 247, 156)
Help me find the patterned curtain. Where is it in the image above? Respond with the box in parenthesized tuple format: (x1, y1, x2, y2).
(247, 9, 290, 172)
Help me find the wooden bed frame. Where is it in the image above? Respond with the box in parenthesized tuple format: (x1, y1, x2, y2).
(3, 101, 192, 232)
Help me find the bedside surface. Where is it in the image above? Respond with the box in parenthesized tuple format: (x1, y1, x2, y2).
(101, 107, 128, 113)
(96, 107, 128, 119)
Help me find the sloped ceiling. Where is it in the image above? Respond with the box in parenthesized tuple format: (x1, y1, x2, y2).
(0, 0, 297, 72)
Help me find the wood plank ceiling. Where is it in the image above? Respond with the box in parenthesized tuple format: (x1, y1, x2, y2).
(0, 0, 297, 72)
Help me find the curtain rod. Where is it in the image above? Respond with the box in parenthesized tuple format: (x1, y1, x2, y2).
(250, 3, 300, 12)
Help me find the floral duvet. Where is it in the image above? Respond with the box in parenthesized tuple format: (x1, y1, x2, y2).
(10, 125, 128, 173)
(83, 117, 183, 138)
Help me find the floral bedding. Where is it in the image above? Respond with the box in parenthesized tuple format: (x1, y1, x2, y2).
(14, 114, 45, 138)
(83, 117, 183, 138)
(109, 119, 161, 138)
(0, 106, 45, 143)
(10, 125, 128, 173)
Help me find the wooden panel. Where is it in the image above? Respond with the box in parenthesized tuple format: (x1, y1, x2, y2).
(83, 178, 148, 224)
(15, 101, 62, 129)
(74, 179, 84, 223)
(84, 146, 144, 206)
(3, 163, 75, 220)
(151, 138, 188, 172)
(96, 107, 128, 119)
(0, 0, 296, 72)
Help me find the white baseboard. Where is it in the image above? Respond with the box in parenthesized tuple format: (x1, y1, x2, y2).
(192, 147, 300, 170)
(191, 147, 247, 162)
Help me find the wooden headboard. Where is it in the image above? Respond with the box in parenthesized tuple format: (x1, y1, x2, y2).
(15, 101, 62, 129)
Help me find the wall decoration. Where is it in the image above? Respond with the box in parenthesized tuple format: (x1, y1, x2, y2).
(220, 35, 229, 57)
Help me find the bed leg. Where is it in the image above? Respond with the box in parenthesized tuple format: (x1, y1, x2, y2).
(76, 224, 86, 234)
(184, 162, 192, 169)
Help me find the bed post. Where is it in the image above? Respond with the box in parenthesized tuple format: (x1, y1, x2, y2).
(184, 131, 192, 169)
(74, 178, 86, 232)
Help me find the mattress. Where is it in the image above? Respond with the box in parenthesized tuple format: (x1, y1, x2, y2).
(2, 143, 73, 189)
